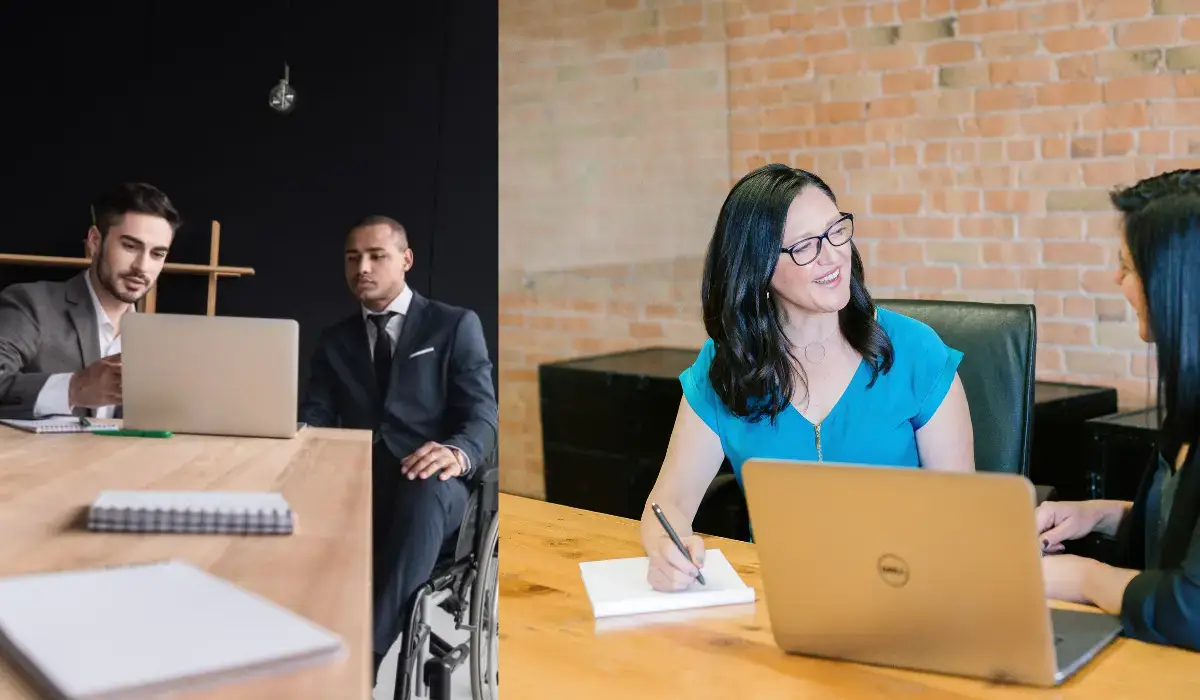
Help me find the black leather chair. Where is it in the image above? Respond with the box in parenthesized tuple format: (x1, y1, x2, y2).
(694, 299, 1052, 541)
(877, 299, 1038, 478)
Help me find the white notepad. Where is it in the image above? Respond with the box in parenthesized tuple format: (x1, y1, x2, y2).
(579, 549, 756, 618)
(87, 490, 295, 535)
(0, 560, 344, 699)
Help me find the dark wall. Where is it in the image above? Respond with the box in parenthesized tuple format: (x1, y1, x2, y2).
(0, 1, 499, 393)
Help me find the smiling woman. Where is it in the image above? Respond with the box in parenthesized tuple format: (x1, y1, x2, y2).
(639, 164, 977, 593)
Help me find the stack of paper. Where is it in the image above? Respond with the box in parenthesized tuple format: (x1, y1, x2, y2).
(579, 549, 756, 618)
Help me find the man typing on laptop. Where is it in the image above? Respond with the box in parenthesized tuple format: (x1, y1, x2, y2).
(299, 215, 497, 686)
(0, 182, 181, 420)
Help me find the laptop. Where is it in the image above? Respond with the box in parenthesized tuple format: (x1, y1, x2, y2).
(121, 313, 301, 439)
(740, 459, 1123, 687)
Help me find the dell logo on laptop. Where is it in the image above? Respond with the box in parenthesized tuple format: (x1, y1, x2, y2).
(877, 554, 909, 587)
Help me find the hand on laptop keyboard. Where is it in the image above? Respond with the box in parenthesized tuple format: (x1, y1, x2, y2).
(1036, 501, 1107, 552)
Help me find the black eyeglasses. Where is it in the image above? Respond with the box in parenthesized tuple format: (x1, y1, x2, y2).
(780, 213, 855, 266)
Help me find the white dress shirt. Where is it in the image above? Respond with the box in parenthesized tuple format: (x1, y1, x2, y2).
(362, 283, 413, 359)
(363, 284, 471, 476)
(33, 274, 127, 419)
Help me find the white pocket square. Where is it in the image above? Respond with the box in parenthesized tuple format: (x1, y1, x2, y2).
(408, 347, 435, 359)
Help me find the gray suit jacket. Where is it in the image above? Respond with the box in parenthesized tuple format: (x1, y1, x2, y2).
(0, 272, 101, 419)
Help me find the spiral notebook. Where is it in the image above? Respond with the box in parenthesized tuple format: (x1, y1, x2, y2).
(0, 559, 344, 699)
(0, 417, 117, 434)
(87, 490, 295, 535)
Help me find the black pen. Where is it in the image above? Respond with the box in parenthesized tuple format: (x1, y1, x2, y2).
(650, 502, 705, 585)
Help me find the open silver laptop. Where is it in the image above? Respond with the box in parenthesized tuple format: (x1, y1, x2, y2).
(740, 459, 1122, 687)
(121, 313, 300, 439)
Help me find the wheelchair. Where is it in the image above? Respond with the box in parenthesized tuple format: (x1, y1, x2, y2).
(393, 448, 499, 700)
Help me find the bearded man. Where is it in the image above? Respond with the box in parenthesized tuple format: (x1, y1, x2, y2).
(0, 182, 182, 419)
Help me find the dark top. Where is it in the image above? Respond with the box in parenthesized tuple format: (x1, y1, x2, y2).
(1117, 442, 1200, 651)
(1145, 453, 1181, 569)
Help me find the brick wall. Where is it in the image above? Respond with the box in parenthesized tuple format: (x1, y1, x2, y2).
(499, 0, 1199, 499)
(499, 0, 732, 275)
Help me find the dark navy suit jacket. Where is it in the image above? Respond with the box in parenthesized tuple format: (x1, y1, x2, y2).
(299, 291, 497, 472)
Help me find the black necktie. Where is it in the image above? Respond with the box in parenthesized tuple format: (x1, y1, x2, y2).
(369, 312, 396, 401)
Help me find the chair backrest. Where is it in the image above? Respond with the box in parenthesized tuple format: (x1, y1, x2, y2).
(876, 299, 1037, 476)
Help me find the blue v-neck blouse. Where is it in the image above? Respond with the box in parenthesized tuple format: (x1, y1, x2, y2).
(680, 308, 964, 483)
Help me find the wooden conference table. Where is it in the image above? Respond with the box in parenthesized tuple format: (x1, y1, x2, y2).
(500, 494, 1200, 699)
(0, 424, 372, 699)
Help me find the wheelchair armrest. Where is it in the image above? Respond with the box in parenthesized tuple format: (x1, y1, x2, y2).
(471, 424, 500, 487)
(468, 461, 498, 494)
(465, 427, 499, 489)
(471, 458, 500, 514)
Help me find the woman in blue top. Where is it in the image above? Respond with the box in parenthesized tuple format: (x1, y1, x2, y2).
(641, 164, 975, 592)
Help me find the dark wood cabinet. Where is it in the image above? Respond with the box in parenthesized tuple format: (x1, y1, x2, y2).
(1062, 407, 1160, 564)
(538, 347, 703, 520)
(1084, 407, 1160, 502)
(1030, 381, 1120, 501)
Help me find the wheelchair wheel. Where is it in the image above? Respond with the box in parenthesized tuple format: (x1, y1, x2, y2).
(469, 513, 499, 700)
(396, 581, 434, 700)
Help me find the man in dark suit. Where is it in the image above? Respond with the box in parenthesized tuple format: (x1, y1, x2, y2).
(299, 215, 497, 682)
(0, 182, 181, 420)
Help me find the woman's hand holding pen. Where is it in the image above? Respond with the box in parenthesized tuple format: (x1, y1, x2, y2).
(647, 533, 706, 592)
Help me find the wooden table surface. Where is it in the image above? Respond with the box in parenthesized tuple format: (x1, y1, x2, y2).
(499, 494, 1200, 700)
(0, 425, 371, 699)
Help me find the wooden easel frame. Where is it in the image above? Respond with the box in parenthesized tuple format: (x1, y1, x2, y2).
(0, 220, 255, 315)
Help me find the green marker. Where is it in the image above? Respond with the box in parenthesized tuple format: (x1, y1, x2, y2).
(94, 429, 173, 438)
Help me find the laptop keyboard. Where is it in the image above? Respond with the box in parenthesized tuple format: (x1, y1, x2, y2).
(1050, 608, 1122, 676)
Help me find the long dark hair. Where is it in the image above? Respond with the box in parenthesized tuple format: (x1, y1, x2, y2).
(700, 164, 895, 424)
(1111, 169, 1200, 457)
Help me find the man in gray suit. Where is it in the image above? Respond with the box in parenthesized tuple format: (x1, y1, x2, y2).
(0, 182, 182, 420)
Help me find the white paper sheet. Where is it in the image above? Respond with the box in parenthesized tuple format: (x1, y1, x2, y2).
(579, 549, 756, 618)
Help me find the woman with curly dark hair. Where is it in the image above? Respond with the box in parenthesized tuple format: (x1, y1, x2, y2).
(1037, 169, 1200, 650)
(641, 164, 975, 592)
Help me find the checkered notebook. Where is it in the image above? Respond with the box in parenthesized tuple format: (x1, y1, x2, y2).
(87, 491, 295, 535)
